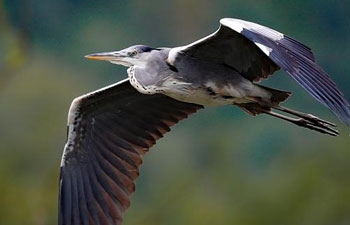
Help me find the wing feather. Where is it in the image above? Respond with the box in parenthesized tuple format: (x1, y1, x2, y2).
(76, 166, 90, 225)
(70, 170, 81, 225)
(59, 79, 203, 225)
(59, 170, 72, 225)
(81, 166, 100, 225)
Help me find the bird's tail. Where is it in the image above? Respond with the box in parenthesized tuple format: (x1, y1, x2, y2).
(255, 84, 292, 105)
(238, 85, 291, 116)
(237, 87, 339, 136)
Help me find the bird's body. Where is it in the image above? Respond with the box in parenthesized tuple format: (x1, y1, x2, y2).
(59, 18, 350, 225)
(128, 47, 272, 107)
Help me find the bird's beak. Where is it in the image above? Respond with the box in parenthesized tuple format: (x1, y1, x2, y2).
(84, 51, 123, 61)
(85, 51, 133, 67)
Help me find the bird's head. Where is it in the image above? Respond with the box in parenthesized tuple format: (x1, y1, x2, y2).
(85, 45, 157, 67)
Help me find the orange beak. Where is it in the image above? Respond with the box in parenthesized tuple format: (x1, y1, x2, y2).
(84, 52, 122, 61)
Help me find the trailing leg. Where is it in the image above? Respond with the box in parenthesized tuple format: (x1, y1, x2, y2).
(237, 103, 339, 136)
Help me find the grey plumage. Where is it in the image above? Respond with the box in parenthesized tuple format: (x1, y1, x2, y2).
(59, 18, 349, 225)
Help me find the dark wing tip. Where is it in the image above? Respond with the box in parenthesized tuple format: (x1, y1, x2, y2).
(327, 97, 350, 125)
(273, 49, 350, 125)
(280, 36, 316, 62)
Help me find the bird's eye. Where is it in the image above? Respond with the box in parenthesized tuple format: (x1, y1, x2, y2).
(129, 51, 138, 56)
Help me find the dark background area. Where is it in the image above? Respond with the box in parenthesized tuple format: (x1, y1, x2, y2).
(1, 0, 350, 224)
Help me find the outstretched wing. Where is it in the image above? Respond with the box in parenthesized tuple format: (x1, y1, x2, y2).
(59, 78, 203, 225)
(169, 18, 350, 124)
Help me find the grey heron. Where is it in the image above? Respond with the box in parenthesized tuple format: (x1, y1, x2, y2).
(59, 18, 350, 225)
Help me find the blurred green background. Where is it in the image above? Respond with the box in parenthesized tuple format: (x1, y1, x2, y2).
(1, 0, 350, 225)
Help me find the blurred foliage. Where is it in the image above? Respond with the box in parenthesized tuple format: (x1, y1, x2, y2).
(1, 0, 350, 224)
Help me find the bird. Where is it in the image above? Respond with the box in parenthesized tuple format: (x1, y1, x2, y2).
(59, 18, 350, 225)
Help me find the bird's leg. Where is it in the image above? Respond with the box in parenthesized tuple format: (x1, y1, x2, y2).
(272, 105, 336, 127)
(262, 109, 339, 136)
(236, 99, 339, 135)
